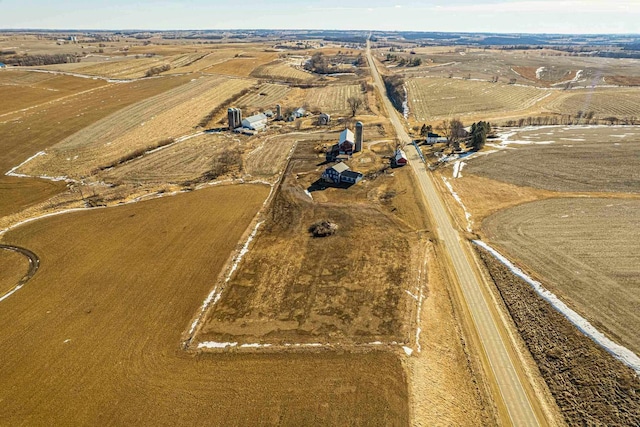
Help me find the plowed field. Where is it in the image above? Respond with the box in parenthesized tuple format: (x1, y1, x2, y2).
(483, 198, 640, 355)
(305, 84, 365, 114)
(0, 185, 408, 425)
(466, 126, 640, 193)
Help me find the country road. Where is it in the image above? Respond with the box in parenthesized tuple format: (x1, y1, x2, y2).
(365, 39, 546, 426)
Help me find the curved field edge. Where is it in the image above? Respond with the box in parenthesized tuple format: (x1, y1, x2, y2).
(474, 244, 640, 426)
(481, 197, 640, 357)
(0, 245, 33, 297)
(0, 184, 408, 425)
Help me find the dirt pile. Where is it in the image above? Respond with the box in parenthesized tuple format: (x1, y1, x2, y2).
(309, 220, 338, 237)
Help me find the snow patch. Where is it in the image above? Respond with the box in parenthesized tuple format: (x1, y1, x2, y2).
(197, 341, 238, 349)
(474, 240, 640, 375)
(403, 346, 413, 356)
(304, 189, 313, 200)
(535, 67, 545, 79)
(452, 160, 466, 178)
(442, 177, 472, 232)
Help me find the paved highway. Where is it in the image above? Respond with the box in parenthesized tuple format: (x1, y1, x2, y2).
(365, 39, 544, 426)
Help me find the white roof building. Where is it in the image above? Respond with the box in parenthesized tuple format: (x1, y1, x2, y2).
(339, 129, 354, 144)
(242, 113, 268, 131)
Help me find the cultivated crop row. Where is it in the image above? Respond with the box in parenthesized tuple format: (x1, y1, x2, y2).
(407, 77, 547, 120)
(305, 84, 364, 114)
(236, 83, 291, 109)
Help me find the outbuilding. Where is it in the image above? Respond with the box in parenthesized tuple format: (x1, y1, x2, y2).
(318, 113, 331, 125)
(0, 63, 6, 69)
(393, 149, 408, 166)
(242, 113, 268, 131)
(338, 128, 355, 153)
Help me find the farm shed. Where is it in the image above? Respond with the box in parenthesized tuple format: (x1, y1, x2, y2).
(293, 107, 306, 118)
(318, 113, 331, 125)
(242, 113, 268, 131)
(393, 149, 408, 166)
(321, 162, 363, 184)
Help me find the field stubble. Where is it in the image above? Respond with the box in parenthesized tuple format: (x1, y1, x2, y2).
(0, 184, 409, 425)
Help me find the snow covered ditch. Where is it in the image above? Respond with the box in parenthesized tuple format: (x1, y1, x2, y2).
(474, 240, 640, 375)
(442, 177, 472, 232)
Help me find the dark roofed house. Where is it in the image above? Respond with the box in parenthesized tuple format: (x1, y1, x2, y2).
(321, 162, 363, 185)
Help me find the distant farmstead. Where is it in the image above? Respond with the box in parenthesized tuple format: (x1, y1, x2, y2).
(322, 162, 363, 185)
(242, 113, 268, 131)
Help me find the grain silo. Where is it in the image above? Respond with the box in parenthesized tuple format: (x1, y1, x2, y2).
(355, 121, 363, 152)
(228, 108, 236, 130)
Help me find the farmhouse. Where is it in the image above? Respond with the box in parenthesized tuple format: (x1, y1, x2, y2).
(426, 132, 446, 144)
(393, 149, 408, 166)
(321, 162, 363, 184)
(242, 113, 268, 131)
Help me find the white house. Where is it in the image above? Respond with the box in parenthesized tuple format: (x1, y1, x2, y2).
(242, 113, 268, 131)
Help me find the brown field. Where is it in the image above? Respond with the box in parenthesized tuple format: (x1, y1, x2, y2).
(39, 52, 208, 79)
(406, 77, 549, 121)
(196, 140, 426, 348)
(465, 126, 640, 193)
(482, 198, 640, 355)
(235, 82, 291, 110)
(544, 87, 640, 119)
(0, 74, 194, 217)
(379, 46, 640, 89)
(0, 247, 28, 296)
(477, 247, 640, 426)
(0, 70, 107, 115)
(305, 84, 366, 114)
(243, 133, 301, 181)
(203, 52, 279, 77)
(20, 76, 255, 178)
(0, 184, 409, 425)
(99, 133, 238, 185)
(252, 60, 315, 82)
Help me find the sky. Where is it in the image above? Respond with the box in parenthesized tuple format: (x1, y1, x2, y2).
(1, 0, 638, 34)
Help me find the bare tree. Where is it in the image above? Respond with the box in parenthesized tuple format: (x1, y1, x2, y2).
(437, 118, 465, 151)
(347, 96, 364, 117)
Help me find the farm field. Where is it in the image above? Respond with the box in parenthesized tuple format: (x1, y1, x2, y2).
(477, 247, 640, 426)
(203, 52, 279, 77)
(252, 59, 315, 82)
(406, 77, 549, 122)
(0, 247, 28, 296)
(379, 46, 640, 88)
(0, 70, 107, 115)
(482, 198, 640, 355)
(305, 84, 366, 114)
(0, 74, 194, 217)
(196, 140, 426, 348)
(235, 82, 291, 110)
(19, 76, 255, 178)
(99, 132, 240, 185)
(465, 126, 640, 193)
(544, 87, 640, 119)
(38, 52, 208, 79)
(0, 184, 409, 425)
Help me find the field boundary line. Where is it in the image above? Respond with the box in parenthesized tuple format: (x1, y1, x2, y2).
(474, 240, 640, 375)
(183, 139, 300, 349)
(0, 244, 40, 303)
